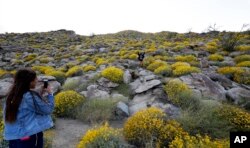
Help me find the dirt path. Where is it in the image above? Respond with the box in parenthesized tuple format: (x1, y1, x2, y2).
(52, 118, 125, 148)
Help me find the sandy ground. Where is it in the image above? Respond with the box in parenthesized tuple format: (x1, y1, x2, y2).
(52, 118, 125, 148)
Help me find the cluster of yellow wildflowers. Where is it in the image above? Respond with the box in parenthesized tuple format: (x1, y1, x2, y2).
(83, 65, 96, 72)
(164, 79, 191, 106)
(95, 58, 108, 66)
(208, 54, 224, 61)
(234, 54, 250, 63)
(32, 66, 54, 74)
(236, 45, 250, 51)
(217, 105, 250, 130)
(24, 54, 37, 62)
(147, 60, 167, 71)
(55, 90, 85, 117)
(66, 66, 83, 77)
(169, 134, 229, 148)
(128, 53, 138, 60)
(218, 66, 250, 84)
(236, 61, 250, 67)
(123, 107, 166, 147)
(0, 69, 8, 78)
(0, 107, 3, 140)
(101, 66, 124, 83)
(206, 40, 219, 53)
(77, 123, 122, 148)
(45, 71, 66, 84)
(175, 55, 197, 62)
(154, 65, 172, 76)
(171, 62, 200, 76)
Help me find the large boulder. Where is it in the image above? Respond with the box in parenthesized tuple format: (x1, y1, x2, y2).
(97, 77, 119, 88)
(81, 85, 110, 99)
(135, 80, 161, 93)
(0, 78, 13, 99)
(226, 87, 250, 109)
(180, 73, 226, 100)
(115, 101, 129, 118)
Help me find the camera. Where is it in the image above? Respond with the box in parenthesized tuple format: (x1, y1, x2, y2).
(43, 79, 48, 88)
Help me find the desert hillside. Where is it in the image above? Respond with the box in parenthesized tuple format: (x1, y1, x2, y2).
(0, 30, 250, 147)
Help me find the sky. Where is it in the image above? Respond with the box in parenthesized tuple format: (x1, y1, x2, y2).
(0, 0, 249, 35)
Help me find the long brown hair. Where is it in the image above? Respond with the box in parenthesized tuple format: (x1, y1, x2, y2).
(5, 68, 37, 123)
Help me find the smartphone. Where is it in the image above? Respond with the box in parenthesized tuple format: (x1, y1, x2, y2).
(44, 80, 48, 88)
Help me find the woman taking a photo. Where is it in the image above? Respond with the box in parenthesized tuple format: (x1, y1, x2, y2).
(3, 68, 54, 148)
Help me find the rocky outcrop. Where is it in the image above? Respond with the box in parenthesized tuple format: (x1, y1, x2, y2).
(180, 73, 226, 100)
(226, 87, 250, 109)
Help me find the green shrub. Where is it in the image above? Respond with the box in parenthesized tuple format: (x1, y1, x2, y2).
(76, 99, 119, 123)
(101, 66, 124, 83)
(55, 90, 85, 117)
(219, 32, 240, 52)
(62, 79, 80, 91)
(176, 101, 231, 139)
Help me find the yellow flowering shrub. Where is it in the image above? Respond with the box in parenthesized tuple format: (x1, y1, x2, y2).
(83, 65, 96, 72)
(0, 107, 4, 140)
(0, 69, 8, 78)
(234, 54, 250, 63)
(32, 66, 54, 74)
(234, 69, 250, 85)
(154, 65, 172, 76)
(164, 79, 191, 106)
(208, 54, 224, 61)
(217, 105, 250, 131)
(24, 54, 37, 62)
(101, 66, 124, 83)
(143, 56, 156, 67)
(147, 60, 166, 71)
(128, 53, 138, 60)
(169, 134, 229, 148)
(206, 41, 218, 53)
(236, 45, 250, 51)
(173, 65, 200, 76)
(95, 58, 108, 66)
(218, 67, 250, 84)
(173, 44, 185, 51)
(158, 120, 188, 147)
(123, 107, 166, 147)
(66, 66, 83, 77)
(171, 62, 190, 69)
(78, 123, 123, 148)
(45, 71, 66, 84)
(55, 90, 85, 117)
(236, 61, 250, 67)
(175, 55, 197, 62)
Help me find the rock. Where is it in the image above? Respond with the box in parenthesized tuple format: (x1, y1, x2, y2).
(180, 73, 226, 100)
(139, 69, 153, 76)
(129, 79, 142, 94)
(135, 80, 161, 93)
(81, 84, 110, 99)
(97, 77, 119, 88)
(162, 103, 180, 118)
(226, 87, 250, 108)
(144, 75, 156, 81)
(207, 73, 234, 90)
(123, 70, 132, 84)
(0, 81, 12, 98)
(129, 91, 156, 115)
(115, 101, 129, 118)
(200, 59, 209, 68)
(152, 87, 168, 101)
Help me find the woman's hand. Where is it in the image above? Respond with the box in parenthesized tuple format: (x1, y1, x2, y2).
(41, 86, 53, 95)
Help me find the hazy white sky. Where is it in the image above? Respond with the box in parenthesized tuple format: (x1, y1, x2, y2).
(0, 0, 249, 35)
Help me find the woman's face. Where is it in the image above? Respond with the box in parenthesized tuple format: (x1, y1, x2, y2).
(30, 77, 38, 89)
